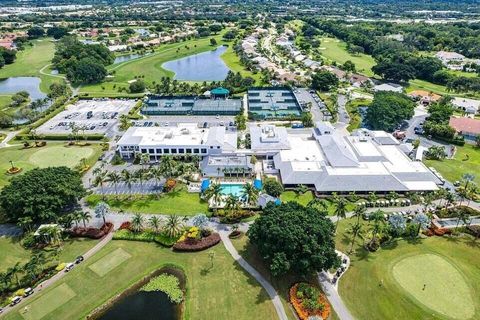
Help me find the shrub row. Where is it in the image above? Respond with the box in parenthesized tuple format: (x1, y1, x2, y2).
(16, 133, 104, 141)
(173, 232, 221, 252)
(113, 229, 177, 247)
(68, 222, 113, 239)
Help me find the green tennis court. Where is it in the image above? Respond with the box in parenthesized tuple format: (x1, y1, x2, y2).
(21, 283, 76, 320)
(88, 248, 131, 277)
(392, 253, 474, 320)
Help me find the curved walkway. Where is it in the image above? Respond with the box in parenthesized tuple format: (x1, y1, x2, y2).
(217, 228, 289, 320)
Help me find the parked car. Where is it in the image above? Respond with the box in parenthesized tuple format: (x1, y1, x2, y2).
(23, 288, 34, 297)
(291, 123, 304, 129)
(414, 127, 424, 134)
(10, 296, 21, 306)
(75, 256, 84, 264)
(65, 263, 75, 272)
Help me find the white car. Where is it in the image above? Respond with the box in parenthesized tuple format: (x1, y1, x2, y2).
(65, 263, 75, 272)
(10, 296, 21, 306)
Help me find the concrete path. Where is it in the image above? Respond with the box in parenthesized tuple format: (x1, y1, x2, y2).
(1, 232, 113, 316)
(0, 130, 20, 148)
(217, 228, 289, 320)
(318, 271, 355, 320)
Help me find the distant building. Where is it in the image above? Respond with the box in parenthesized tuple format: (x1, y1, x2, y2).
(435, 51, 465, 64)
(201, 155, 254, 177)
(449, 117, 480, 142)
(451, 97, 480, 115)
(374, 83, 403, 93)
(408, 90, 442, 106)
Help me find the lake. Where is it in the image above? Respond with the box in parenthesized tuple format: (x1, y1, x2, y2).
(114, 53, 148, 64)
(0, 77, 47, 100)
(98, 291, 179, 320)
(162, 46, 230, 81)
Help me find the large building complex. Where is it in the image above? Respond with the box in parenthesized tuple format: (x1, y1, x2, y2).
(117, 123, 237, 160)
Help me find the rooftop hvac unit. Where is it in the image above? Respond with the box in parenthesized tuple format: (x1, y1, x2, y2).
(181, 128, 190, 135)
(165, 132, 173, 139)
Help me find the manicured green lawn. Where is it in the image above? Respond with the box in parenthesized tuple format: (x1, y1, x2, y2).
(232, 235, 339, 320)
(85, 185, 209, 216)
(0, 237, 30, 273)
(0, 39, 62, 93)
(335, 217, 480, 320)
(407, 79, 480, 99)
(345, 98, 369, 132)
(280, 191, 355, 216)
(4, 240, 277, 320)
(221, 43, 262, 83)
(318, 37, 376, 77)
(0, 95, 13, 109)
(424, 144, 480, 185)
(0, 142, 103, 188)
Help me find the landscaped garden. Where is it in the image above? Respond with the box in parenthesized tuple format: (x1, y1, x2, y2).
(335, 217, 480, 320)
(0, 142, 103, 188)
(2, 240, 277, 320)
(280, 190, 356, 216)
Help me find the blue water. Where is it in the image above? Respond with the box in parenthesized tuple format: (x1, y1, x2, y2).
(220, 184, 245, 197)
(162, 46, 230, 81)
(0, 77, 47, 100)
(114, 53, 145, 64)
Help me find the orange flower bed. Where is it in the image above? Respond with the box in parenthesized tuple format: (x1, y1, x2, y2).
(289, 283, 331, 320)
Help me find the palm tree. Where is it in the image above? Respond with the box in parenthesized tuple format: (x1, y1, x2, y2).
(445, 191, 456, 209)
(149, 216, 161, 233)
(79, 211, 91, 228)
(164, 215, 183, 238)
(159, 155, 177, 179)
(307, 198, 328, 213)
(133, 169, 145, 191)
(368, 210, 385, 247)
(6, 263, 21, 287)
(204, 183, 223, 206)
(121, 169, 136, 197)
(106, 171, 122, 199)
(140, 153, 150, 171)
(348, 222, 363, 254)
(334, 197, 348, 232)
(92, 170, 107, 200)
(131, 213, 144, 233)
(352, 204, 366, 224)
(149, 167, 163, 188)
(94, 201, 110, 225)
(241, 182, 259, 206)
(225, 195, 241, 216)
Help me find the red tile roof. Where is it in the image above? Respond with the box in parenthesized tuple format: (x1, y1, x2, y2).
(449, 117, 480, 134)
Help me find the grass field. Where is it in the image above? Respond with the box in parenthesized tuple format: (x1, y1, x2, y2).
(335, 217, 480, 320)
(0, 142, 103, 188)
(345, 98, 369, 132)
(0, 39, 62, 93)
(407, 79, 480, 99)
(4, 240, 277, 320)
(88, 248, 131, 277)
(424, 144, 480, 185)
(80, 30, 255, 96)
(85, 184, 209, 216)
(392, 253, 474, 320)
(318, 37, 376, 77)
(0, 95, 13, 109)
(22, 283, 76, 320)
(280, 191, 355, 216)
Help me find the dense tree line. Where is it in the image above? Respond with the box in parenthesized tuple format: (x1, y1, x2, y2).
(364, 92, 415, 131)
(0, 47, 17, 69)
(52, 36, 114, 84)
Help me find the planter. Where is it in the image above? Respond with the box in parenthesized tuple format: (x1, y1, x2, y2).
(6, 167, 22, 175)
(228, 230, 243, 239)
(173, 233, 221, 252)
(289, 283, 331, 320)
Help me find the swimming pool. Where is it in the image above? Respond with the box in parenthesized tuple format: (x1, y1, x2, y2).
(219, 184, 245, 197)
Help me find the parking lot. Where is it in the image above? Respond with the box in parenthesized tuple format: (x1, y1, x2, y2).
(294, 88, 332, 121)
(37, 99, 137, 136)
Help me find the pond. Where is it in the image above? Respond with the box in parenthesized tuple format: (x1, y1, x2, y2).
(162, 46, 230, 81)
(0, 77, 47, 100)
(99, 291, 179, 320)
(114, 53, 148, 64)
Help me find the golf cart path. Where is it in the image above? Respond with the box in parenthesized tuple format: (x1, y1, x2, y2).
(218, 229, 289, 320)
(1, 233, 113, 317)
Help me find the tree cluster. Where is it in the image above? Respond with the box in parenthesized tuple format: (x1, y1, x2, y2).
(364, 92, 415, 131)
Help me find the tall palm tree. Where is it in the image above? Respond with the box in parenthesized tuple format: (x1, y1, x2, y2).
(134, 169, 145, 191)
(352, 204, 366, 224)
(149, 167, 163, 188)
(121, 169, 136, 197)
(348, 222, 363, 254)
(204, 183, 223, 206)
(140, 153, 150, 171)
(94, 201, 110, 226)
(334, 197, 348, 232)
(159, 156, 177, 179)
(164, 215, 183, 238)
(149, 216, 161, 233)
(106, 171, 122, 199)
(6, 263, 21, 287)
(369, 210, 385, 247)
(225, 195, 241, 216)
(131, 213, 144, 233)
(79, 211, 91, 228)
(241, 182, 259, 206)
(92, 170, 107, 200)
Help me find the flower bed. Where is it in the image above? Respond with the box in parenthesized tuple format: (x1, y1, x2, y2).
(173, 232, 221, 252)
(68, 222, 113, 239)
(6, 167, 22, 174)
(113, 229, 177, 247)
(228, 230, 243, 239)
(433, 228, 452, 236)
(289, 283, 331, 320)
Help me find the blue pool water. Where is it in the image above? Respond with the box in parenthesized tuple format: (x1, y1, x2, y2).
(162, 46, 230, 81)
(220, 184, 244, 197)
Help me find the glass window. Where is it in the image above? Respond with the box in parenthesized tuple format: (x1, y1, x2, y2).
(149, 148, 154, 154)
(186, 148, 192, 153)
(164, 149, 170, 154)
(171, 149, 177, 154)
(201, 148, 207, 153)
(141, 148, 147, 153)
(194, 148, 199, 154)
(179, 148, 185, 153)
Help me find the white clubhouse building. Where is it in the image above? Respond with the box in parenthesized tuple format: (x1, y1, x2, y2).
(116, 122, 441, 193)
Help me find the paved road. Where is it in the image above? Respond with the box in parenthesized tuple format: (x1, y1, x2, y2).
(318, 272, 354, 320)
(1, 232, 113, 317)
(336, 94, 349, 129)
(218, 228, 289, 320)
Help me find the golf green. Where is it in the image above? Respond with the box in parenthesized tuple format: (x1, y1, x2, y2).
(21, 283, 76, 320)
(392, 253, 474, 320)
(29, 146, 94, 168)
(88, 248, 131, 277)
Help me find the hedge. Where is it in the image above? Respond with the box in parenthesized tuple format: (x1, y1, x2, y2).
(173, 233, 221, 252)
(16, 133, 105, 141)
(113, 229, 177, 247)
(68, 223, 113, 239)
